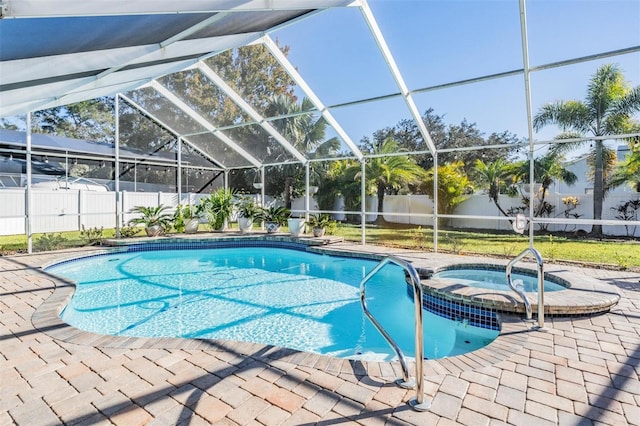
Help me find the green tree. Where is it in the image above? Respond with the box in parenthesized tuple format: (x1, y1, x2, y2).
(610, 145, 640, 192)
(352, 138, 427, 221)
(364, 109, 520, 173)
(30, 97, 115, 142)
(120, 42, 300, 192)
(514, 152, 578, 217)
(533, 64, 640, 236)
(316, 159, 360, 213)
(473, 158, 517, 218)
(263, 94, 339, 206)
(423, 161, 473, 218)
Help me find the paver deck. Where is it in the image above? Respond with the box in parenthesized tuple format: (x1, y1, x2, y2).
(1, 242, 639, 425)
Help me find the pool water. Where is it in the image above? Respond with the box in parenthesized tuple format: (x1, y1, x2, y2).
(49, 247, 498, 361)
(432, 268, 565, 292)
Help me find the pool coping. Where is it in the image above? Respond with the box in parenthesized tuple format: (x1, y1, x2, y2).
(312, 244, 622, 316)
(32, 237, 533, 380)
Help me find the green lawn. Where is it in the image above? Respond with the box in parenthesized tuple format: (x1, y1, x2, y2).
(335, 224, 640, 270)
(1, 224, 638, 270)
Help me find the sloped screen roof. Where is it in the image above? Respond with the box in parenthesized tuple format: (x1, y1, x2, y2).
(0, 0, 353, 118)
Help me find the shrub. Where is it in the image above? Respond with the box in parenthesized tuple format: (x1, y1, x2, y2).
(80, 226, 103, 245)
(34, 233, 67, 252)
(119, 226, 141, 238)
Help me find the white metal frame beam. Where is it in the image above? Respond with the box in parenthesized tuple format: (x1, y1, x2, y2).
(357, 0, 437, 156)
(196, 62, 308, 164)
(261, 35, 364, 161)
(149, 80, 261, 168)
(518, 0, 537, 246)
(1, 34, 262, 117)
(0, 1, 354, 18)
(118, 93, 225, 169)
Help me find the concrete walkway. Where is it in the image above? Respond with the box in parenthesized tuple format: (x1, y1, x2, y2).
(1, 245, 639, 425)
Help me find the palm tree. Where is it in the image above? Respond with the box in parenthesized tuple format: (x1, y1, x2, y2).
(514, 152, 578, 217)
(352, 138, 426, 221)
(423, 161, 473, 224)
(473, 158, 516, 218)
(265, 95, 339, 207)
(610, 146, 640, 192)
(533, 64, 640, 236)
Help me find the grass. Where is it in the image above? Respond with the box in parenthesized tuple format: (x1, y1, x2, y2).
(334, 223, 640, 269)
(1, 223, 638, 270)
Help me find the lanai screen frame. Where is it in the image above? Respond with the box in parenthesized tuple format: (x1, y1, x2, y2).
(111, 0, 640, 247)
(3, 0, 639, 252)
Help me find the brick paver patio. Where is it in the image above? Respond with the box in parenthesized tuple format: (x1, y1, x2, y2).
(1, 244, 638, 425)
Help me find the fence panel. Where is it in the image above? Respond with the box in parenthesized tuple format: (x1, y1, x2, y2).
(122, 192, 165, 225)
(384, 192, 640, 237)
(81, 192, 116, 230)
(0, 190, 26, 235)
(31, 190, 79, 233)
(602, 193, 640, 237)
(1, 189, 637, 237)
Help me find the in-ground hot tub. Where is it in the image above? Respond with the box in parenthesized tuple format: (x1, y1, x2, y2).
(418, 263, 619, 316)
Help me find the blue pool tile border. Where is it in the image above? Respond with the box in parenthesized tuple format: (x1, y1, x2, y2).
(123, 239, 310, 253)
(45, 239, 312, 270)
(423, 292, 499, 331)
(406, 285, 499, 331)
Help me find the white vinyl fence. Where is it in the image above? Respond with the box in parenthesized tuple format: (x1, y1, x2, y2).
(1, 189, 638, 237)
(383, 193, 640, 237)
(0, 190, 208, 236)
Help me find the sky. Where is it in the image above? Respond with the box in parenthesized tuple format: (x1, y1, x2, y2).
(3, 0, 638, 163)
(272, 0, 640, 158)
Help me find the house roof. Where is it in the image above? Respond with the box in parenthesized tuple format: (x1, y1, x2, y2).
(0, 129, 213, 167)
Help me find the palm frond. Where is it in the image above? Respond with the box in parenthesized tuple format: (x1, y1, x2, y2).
(609, 85, 640, 116)
(609, 149, 640, 191)
(548, 132, 587, 156)
(587, 64, 623, 118)
(533, 100, 591, 133)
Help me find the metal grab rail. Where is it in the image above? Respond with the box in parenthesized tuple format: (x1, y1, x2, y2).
(506, 247, 544, 328)
(360, 255, 430, 411)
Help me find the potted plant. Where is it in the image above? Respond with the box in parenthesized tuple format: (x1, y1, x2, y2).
(128, 205, 173, 237)
(308, 213, 334, 237)
(261, 206, 289, 233)
(236, 195, 261, 234)
(200, 188, 235, 231)
(287, 215, 306, 237)
(173, 204, 200, 234)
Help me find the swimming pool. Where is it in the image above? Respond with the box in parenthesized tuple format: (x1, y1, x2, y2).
(48, 244, 499, 361)
(432, 266, 566, 292)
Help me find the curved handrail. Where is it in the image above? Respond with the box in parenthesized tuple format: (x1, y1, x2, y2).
(506, 247, 544, 328)
(360, 255, 430, 411)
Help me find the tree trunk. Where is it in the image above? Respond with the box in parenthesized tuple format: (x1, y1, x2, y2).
(284, 176, 293, 210)
(535, 184, 549, 218)
(375, 183, 386, 224)
(491, 194, 512, 223)
(591, 141, 604, 237)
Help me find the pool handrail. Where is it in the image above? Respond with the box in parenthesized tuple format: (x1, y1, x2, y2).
(360, 255, 430, 412)
(506, 247, 544, 328)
